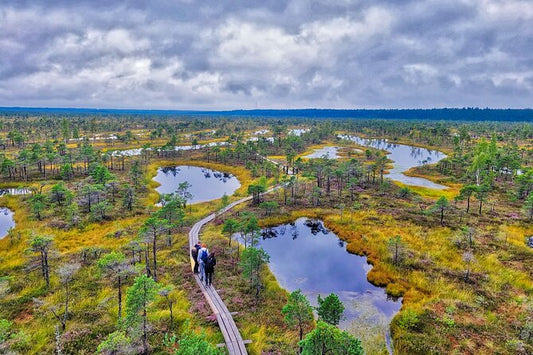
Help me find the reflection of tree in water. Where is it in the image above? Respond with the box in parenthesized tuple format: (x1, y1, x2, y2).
(262, 228, 278, 240)
(304, 219, 330, 236)
(279, 224, 287, 236)
(0, 188, 30, 196)
(161, 166, 181, 176)
(290, 223, 298, 240)
(160, 166, 234, 183)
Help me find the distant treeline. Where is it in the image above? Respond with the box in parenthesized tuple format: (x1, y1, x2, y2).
(0, 107, 532, 122)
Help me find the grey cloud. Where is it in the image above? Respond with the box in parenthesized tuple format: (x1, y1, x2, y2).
(0, 0, 532, 109)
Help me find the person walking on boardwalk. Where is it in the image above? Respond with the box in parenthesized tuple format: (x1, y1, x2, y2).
(198, 243, 209, 281)
(205, 252, 217, 286)
(191, 242, 201, 274)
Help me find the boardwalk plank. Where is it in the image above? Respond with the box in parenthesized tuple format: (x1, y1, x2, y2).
(187, 189, 279, 354)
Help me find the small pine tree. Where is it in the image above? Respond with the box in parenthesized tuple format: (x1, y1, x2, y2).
(123, 274, 160, 354)
(299, 321, 363, 355)
(282, 290, 314, 353)
(316, 293, 344, 326)
(239, 247, 269, 300)
(164, 321, 222, 355)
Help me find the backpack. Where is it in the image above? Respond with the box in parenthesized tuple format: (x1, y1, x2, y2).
(200, 249, 208, 262)
(205, 256, 215, 268)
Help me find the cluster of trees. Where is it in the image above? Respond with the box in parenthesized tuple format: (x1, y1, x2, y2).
(448, 135, 532, 216)
(282, 290, 363, 354)
(20, 190, 202, 354)
(27, 163, 142, 228)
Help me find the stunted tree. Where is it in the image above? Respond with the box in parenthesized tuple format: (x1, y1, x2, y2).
(55, 263, 81, 331)
(248, 176, 267, 205)
(282, 290, 314, 353)
(222, 218, 240, 247)
(388, 235, 405, 266)
(260, 200, 279, 216)
(240, 247, 269, 300)
(523, 194, 533, 220)
(220, 193, 230, 210)
(80, 184, 103, 212)
(157, 194, 185, 245)
(457, 184, 476, 213)
(98, 252, 135, 320)
(163, 321, 221, 355)
(29, 235, 54, 288)
(139, 217, 168, 281)
(123, 274, 160, 355)
(97, 330, 134, 355)
(430, 196, 450, 226)
(129, 160, 143, 186)
(30, 193, 46, 220)
(243, 213, 260, 248)
(475, 183, 491, 215)
(463, 251, 475, 283)
(158, 285, 175, 329)
(49, 182, 72, 206)
(122, 184, 136, 212)
(92, 200, 112, 221)
(91, 164, 114, 184)
(316, 293, 344, 326)
(299, 321, 363, 355)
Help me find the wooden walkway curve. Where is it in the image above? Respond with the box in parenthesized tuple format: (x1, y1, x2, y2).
(188, 195, 253, 355)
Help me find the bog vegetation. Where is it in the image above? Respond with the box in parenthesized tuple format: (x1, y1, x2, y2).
(0, 111, 531, 354)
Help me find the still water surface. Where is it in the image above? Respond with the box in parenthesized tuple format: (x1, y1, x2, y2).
(304, 146, 341, 159)
(153, 165, 240, 204)
(339, 134, 447, 189)
(254, 217, 401, 347)
(0, 208, 15, 239)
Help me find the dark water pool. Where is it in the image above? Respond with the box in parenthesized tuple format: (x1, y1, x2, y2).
(153, 165, 241, 204)
(255, 217, 401, 349)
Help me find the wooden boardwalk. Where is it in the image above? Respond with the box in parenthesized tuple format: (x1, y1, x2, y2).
(188, 195, 253, 355)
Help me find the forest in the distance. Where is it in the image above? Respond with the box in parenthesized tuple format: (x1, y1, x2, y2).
(0, 109, 531, 355)
(1, 107, 533, 121)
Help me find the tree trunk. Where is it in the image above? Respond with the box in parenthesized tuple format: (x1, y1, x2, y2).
(62, 281, 69, 331)
(144, 246, 151, 277)
(152, 233, 158, 281)
(118, 276, 122, 320)
(142, 285, 148, 355)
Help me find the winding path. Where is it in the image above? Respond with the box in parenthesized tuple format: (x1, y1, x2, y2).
(188, 195, 254, 355)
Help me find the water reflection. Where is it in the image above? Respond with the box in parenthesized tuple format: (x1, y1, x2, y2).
(338, 134, 447, 189)
(245, 217, 402, 345)
(0, 207, 15, 239)
(153, 165, 241, 204)
(111, 142, 228, 157)
(304, 146, 341, 159)
(0, 188, 31, 196)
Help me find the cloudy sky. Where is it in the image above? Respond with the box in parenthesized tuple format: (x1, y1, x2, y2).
(1, 0, 532, 110)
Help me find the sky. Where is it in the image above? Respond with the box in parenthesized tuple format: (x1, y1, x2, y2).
(1, 0, 532, 110)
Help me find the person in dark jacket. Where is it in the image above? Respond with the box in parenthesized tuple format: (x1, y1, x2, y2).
(204, 252, 217, 286)
(191, 242, 201, 274)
